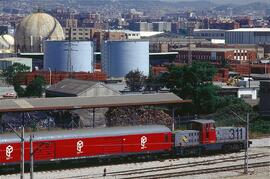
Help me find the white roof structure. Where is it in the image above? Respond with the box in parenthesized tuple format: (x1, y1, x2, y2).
(228, 28, 270, 32)
(0, 93, 190, 112)
(139, 31, 164, 37)
(194, 29, 225, 32)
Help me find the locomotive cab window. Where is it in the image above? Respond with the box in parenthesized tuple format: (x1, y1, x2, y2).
(188, 122, 200, 130)
(210, 123, 215, 130)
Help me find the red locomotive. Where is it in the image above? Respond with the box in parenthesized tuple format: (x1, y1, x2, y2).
(0, 120, 247, 166)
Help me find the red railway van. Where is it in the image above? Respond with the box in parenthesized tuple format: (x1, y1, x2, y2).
(0, 125, 172, 165)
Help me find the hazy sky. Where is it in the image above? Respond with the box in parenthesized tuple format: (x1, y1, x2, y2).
(163, 0, 269, 4)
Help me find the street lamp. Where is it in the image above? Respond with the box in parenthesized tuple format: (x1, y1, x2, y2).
(48, 67, 52, 85)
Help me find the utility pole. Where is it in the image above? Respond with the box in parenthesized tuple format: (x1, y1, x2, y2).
(30, 134, 34, 179)
(231, 111, 249, 174)
(67, 27, 72, 73)
(7, 123, 24, 179)
(21, 127, 24, 179)
(244, 113, 249, 174)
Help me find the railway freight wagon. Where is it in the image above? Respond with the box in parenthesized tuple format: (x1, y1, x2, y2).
(0, 125, 172, 165)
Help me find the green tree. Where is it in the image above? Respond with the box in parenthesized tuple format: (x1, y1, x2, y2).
(14, 84, 26, 97)
(0, 63, 30, 85)
(144, 73, 164, 92)
(125, 69, 146, 92)
(0, 63, 30, 97)
(25, 76, 46, 97)
(209, 96, 256, 126)
(160, 62, 218, 114)
(220, 58, 230, 68)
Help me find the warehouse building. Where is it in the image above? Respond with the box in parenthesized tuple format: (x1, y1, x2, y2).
(176, 47, 257, 62)
(193, 29, 225, 40)
(45, 78, 121, 127)
(46, 78, 120, 97)
(225, 28, 270, 44)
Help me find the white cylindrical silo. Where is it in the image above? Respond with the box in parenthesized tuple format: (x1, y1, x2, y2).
(44, 40, 94, 72)
(101, 40, 149, 78)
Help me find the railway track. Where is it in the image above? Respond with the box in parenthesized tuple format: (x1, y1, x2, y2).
(122, 161, 270, 179)
(58, 152, 269, 179)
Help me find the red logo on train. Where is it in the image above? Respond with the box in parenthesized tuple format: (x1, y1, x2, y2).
(6, 145, 14, 160)
(77, 140, 84, 154)
(141, 136, 147, 149)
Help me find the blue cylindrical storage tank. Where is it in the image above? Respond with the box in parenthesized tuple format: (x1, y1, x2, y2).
(44, 40, 94, 72)
(101, 40, 149, 78)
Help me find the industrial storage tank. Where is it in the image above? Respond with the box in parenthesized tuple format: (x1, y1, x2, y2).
(101, 40, 149, 78)
(15, 12, 65, 53)
(44, 40, 94, 72)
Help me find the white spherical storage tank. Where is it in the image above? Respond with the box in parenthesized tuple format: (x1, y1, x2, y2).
(44, 40, 94, 72)
(101, 40, 149, 78)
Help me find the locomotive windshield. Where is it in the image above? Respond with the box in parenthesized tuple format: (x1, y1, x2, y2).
(187, 122, 201, 130)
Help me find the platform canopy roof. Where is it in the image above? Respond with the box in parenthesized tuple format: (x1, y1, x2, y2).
(0, 93, 190, 112)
